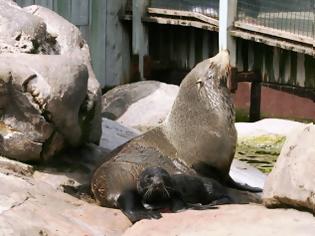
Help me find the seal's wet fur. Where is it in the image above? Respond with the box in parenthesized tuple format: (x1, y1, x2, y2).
(91, 50, 261, 223)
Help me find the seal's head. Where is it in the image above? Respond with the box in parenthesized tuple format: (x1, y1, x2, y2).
(137, 167, 173, 203)
(196, 49, 231, 89)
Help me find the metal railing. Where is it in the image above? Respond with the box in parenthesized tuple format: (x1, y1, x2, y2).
(149, 0, 219, 19)
(236, 0, 315, 41)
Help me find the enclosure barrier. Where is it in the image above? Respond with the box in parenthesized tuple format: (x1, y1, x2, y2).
(236, 0, 314, 45)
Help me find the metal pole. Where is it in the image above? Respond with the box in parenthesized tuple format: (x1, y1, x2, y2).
(132, 0, 149, 80)
(219, 0, 238, 67)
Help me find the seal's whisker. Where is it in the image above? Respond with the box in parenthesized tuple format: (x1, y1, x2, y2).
(163, 185, 170, 198)
(144, 188, 153, 200)
(165, 186, 176, 191)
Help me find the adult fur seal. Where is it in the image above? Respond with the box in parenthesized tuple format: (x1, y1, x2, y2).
(119, 166, 231, 223)
(91, 50, 260, 221)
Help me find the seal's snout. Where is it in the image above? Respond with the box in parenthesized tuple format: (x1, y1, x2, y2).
(206, 50, 231, 83)
(152, 176, 164, 187)
(213, 50, 230, 73)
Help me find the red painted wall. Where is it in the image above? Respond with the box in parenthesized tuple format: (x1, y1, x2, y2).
(233, 82, 315, 121)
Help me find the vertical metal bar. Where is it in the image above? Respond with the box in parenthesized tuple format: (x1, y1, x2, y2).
(132, 0, 149, 79)
(219, 0, 238, 66)
(249, 80, 261, 122)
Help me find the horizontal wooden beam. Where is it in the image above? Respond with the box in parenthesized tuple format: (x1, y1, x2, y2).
(263, 83, 315, 102)
(230, 28, 314, 56)
(234, 21, 314, 46)
(237, 71, 262, 82)
(147, 7, 219, 26)
(142, 16, 218, 32)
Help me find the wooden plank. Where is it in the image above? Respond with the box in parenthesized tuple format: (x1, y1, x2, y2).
(35, 0, 53, 9)
(54, 0, 71, 21)
(202, 31, 210, 59)
(230, 29, 314, 56)
(188, 28, 195, 68)
(88, 0, 106, 87)
(16, 0, 34, 7)
(71, 0, 89, 26)
(78, 25, 89, 42)
(147, 7, 219, 26)
(106, 0, 131, 86)
(263, 83, 315, 102)
(234, 21, 314, 46)
(237, 71, 262, 83)
(143, 16, 218, 32)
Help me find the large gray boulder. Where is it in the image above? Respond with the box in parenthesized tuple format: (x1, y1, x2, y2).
(102, 80, 179, 131)
(23, 4, 102, 145)
(0, 1, 101, 161)
(263, 123, 315, 213)
(1, 54, 90, 161)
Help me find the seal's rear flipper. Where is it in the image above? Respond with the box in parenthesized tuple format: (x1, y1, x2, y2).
(193, 163, 263, 193)
(187, 195, 233, 210)
(226, 175, 263, 193)
(118, 189, 162, 223)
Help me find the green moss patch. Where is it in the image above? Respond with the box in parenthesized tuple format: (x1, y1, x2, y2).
(236, 135, 286, 173)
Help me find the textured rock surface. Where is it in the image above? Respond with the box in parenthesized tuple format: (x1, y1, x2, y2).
(0, 54, 94, 161)
(263, 123, 315, 213)
(102, 80, 179, 131)
(100, 118, 140, 152)
(0, 157, 131, 236)
(0, 2, 101, 161)
(124, 204, 315, 236)
(23, 5, 102, 143)
(0, 119, 134, 236)
(0, 0, 48, 54)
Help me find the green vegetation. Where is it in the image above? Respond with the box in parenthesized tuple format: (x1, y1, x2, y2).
(235, 135, 286, 173)
(235, 109, 250, 122)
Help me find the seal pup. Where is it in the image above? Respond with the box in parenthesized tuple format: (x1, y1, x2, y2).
(119, 167, 231, 223)
(91, 50, 260, 222)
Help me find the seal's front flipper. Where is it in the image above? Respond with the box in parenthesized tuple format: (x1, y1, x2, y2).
(212, 195, 234, 205)
(118, 189, 161, 223)
(170, 195, 187, 212)
(186, 203, 218, 210)
(123, 209, 162, 223)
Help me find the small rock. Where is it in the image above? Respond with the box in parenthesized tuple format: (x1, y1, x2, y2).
(100, 118, 140, 152)
(102, 81, 179, 131)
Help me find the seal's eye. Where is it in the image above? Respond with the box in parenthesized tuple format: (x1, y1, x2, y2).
(196, 79, 204, 90)
(196, 79, 203, 85)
